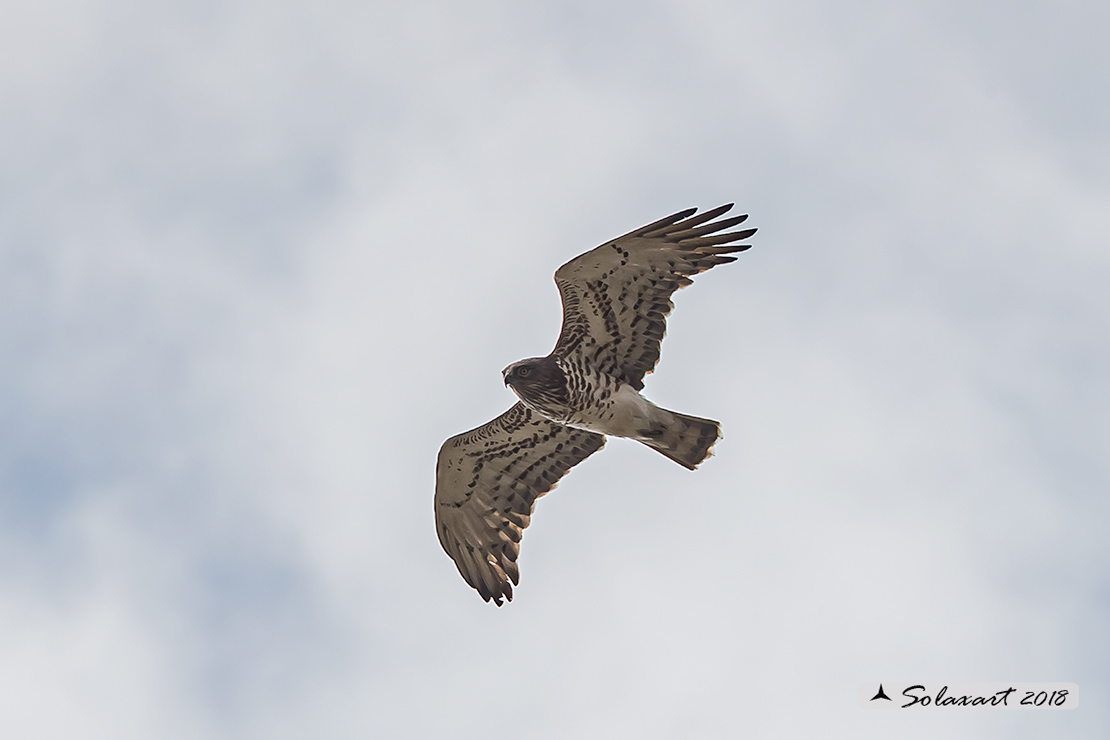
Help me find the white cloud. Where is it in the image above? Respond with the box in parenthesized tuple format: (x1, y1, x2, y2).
(1, 0, 1106, 738)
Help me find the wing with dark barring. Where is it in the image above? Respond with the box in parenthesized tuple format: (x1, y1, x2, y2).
(435, 403, 605, 605)
(553, 205, 756, 390)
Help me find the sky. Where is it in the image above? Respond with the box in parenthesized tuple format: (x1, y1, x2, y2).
(1, 0, 1108, 737)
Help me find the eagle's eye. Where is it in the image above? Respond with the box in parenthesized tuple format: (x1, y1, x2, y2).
(517, 366, 531, 378)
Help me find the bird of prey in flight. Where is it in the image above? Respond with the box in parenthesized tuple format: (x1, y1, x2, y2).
(435, 205, 756, 605)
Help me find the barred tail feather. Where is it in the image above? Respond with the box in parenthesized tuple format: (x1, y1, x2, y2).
(640, 409, 721, 470)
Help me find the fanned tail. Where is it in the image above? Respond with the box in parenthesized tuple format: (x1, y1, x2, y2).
(639, 409, 721, 470)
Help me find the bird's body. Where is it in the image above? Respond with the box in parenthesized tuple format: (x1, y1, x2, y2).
(503, 356, 719, 468)
(435, 205, 757, 604)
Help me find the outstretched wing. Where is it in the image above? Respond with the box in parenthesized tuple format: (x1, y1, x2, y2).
(552, 204, 756, 390)
(435, 403, 605, 605)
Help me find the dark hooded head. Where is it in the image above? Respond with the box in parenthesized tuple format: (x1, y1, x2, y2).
(502, 356, 569, 412)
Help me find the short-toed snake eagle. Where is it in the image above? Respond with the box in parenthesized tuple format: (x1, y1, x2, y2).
(435, 205, 756, 604)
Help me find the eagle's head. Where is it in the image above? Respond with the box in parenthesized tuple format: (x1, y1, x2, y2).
(502, 356, 568, 409)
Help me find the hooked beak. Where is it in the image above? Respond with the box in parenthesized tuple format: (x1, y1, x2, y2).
(502, 370, 510, 386)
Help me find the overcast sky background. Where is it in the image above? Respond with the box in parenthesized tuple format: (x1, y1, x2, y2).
(2, 1, 1107, 738)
